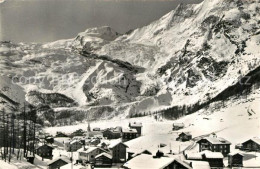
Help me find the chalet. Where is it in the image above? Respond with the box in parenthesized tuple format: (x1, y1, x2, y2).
(184, 152, 203, 161)
(108, 140, 128, 163)
(78, 147, 107, 164)
(26, 154, 35, 164)
(122, 128, 138, 142)
(129, 122, 142, 136)
(47, 157, 70, 169)
(172, 123, 185, 131)
(56, 132, 68, 138)
(89, 138, 101, 146)
(65, 140, 83, 152)
(97, 141, 110, 150)
(46, 136, 54, 144)
(228, 152, 243, 167)
(36, 144, 54, 159)
(94, 152, 112, 167)
(123, 154, 190, 169)
(184, 150, 224, 168)
(201, 150, 224, 168)
(241, 137, 260, 151)
(176, 132, 192, 142)
(197, 136, 231, 156)
(93, 127, 101, 131)
(102, 129, 121, 140)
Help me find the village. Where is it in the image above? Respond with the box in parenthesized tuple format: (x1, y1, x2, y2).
(19, 117, 260, 169)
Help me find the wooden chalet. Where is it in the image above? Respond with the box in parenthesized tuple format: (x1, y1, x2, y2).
(129, 122, 142, 136)
(102, 129, 121, 139)
(108, 140, 128, 163)
(201, 150, 224, 168)
(241, 137, 260, 151)
(122, 128, 138, 142)
(36, 144, 54, 159)
(176, 132, 192, 142)
(228, 152, 243, 167)
(197, 136, 231, 156)
(94, 152, 112, 167)
(172, 123, 185, 131)
(47, 157, 70, 169)
(78, 147, 107, 164)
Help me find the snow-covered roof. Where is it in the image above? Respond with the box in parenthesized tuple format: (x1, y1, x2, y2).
(132, 149, 152, 157)
(108, 140, 128, 149)
(173, 123, 184, 127)
(78, 147, 100, 153)
(122, 128, 137, 133)
(186, 153, 202, 160)
(179, 132, 192, 136)
(228, 152, 244, 156)
(95, 152, 112, 159)
(199, 137, 231, 145)
(201, 150, 224, 159)
(184, 160, 210, 169)
(70, 140, 82, 145)
(123, 154, 175, 169)
(243, 137, 260, 145)
(47, 157, 71, 166)
(129, 122, 143, 127)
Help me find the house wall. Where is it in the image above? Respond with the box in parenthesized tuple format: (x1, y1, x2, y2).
(242, 141, 260, 151)
(228, 155, 243, 167)
(79, 148, 104, 163)
(36, 146, 53, 159)
(95, 156, 112, 167)
(112, 143, 127, 163)
(122, 133, 137, 141)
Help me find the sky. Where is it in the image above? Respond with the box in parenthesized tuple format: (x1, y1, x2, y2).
(0, 0, 203, 43)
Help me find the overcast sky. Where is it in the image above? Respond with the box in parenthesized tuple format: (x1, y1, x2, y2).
(0, 0, 203, 43)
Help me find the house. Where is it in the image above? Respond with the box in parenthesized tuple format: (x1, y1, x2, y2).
(102, 129, 121, 139)
(93, 127, 101, 131)
(201, 150, 224, 168)
(122, 128, 138, 142)
(184, 152, 203, 161)
(184, 150, 224, 168)
(26, 154, 35, 164)
(36, 144, 54, 159)
(47, 157, 70, 169)
(241, 137, 260, 151)
(65, 140, 83, 152)
(89, 138, 101, 146)
(197, 136, 231, 156)
(46, 136, 54, 144)
(172, 123, 185, 131)
(176, 132, 192, 142)
(94, 152, 112, 167)
(123, 154, 188, 169)
(228, 152, 244, 167)
(56, 132, 68, 138)
(78, 147, 107, 164)
(108, 140, 128, 163)
(129, 122, 142, 136)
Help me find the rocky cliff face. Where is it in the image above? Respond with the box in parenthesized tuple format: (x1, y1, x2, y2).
(0, 0, 259, 125)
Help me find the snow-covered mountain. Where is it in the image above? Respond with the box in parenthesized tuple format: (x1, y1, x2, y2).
(0, 0, 260, 126)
